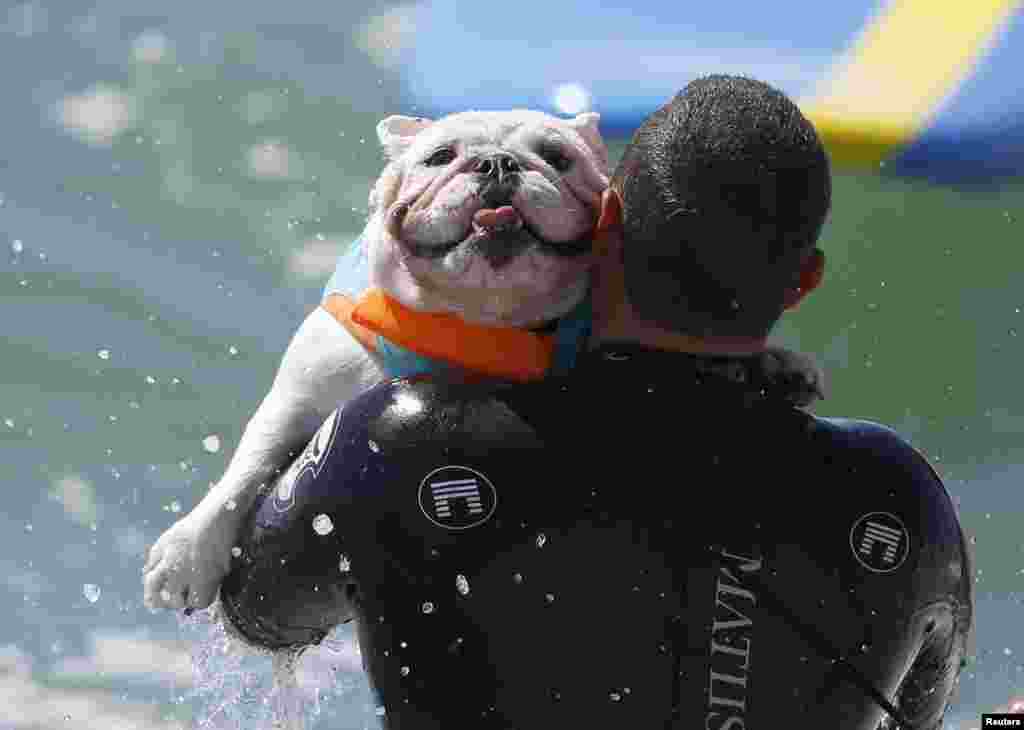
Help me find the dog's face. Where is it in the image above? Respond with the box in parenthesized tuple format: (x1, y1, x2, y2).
(364, 110, 610, 327)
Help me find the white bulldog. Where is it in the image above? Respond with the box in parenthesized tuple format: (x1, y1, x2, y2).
(142, 109, 611, 611)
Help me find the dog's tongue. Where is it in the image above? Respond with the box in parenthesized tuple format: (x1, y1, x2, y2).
(473, 206, 520, 230)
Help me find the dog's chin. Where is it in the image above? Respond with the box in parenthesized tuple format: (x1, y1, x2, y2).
(400, 221, 591, 268)
(442, 273, 588, 328)
(400, 217, 534, 261)
(393, 235, 589, 326)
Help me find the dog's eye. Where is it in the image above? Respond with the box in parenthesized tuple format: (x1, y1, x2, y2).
(423, 147, 456, 166)
(539, 147, 572, 173)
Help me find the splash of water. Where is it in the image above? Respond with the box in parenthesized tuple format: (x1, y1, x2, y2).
(269, 649, 307, 730)
(176, 601, 370, 729)
(177, 603, 304, 729)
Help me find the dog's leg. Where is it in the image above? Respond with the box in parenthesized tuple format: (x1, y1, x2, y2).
(142, 306, 380, 611)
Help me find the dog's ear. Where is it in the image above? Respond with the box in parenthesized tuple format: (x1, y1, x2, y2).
(377, 115, 433, 160)
(568, 112, 609, 172)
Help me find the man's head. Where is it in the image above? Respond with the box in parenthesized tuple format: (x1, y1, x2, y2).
(592, 74, 831, 348)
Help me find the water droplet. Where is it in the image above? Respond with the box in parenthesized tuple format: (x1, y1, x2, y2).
(400, 666, 411, 676)
(339, 555, 351, 572)
(513, 573, 523, 584)
(368, 440, 380, 453)
(313, 514, 334, 535)
(11, 239, 23, 254)
(3, 419, 12, 428)
(455, 574, 470, 595)
(145, 375, 156, 384)
(97, 349, 111, 360)
(169, 500, 181, 513)
(225, 498, 236, 511)
(400, 641, 408, 648)
(202, 434, 221, 453)
(83, 584, 101, 603)
(545, 593, 555, 603)
(1005, 647, 1014, 656)
(24, 523, 32, 532)
(231, 546, 242, 557)
(535, 533, 547, 549)
(421, 601, 435, 614)
(375, 706, 386, 716)
(228, 345, 239, 356)
(609, 691, 622, 702)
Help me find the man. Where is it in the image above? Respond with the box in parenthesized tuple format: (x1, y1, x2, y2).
(218, 75, 973, 729)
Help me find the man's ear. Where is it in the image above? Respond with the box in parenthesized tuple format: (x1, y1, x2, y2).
(595, 188, 622, 235)
(376, 115, 434, 160)
(593, 188, 624, 258)
(783, 248, 825, 310)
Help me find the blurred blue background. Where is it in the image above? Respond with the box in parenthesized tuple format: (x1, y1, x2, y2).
(1, 1, 1022, 727)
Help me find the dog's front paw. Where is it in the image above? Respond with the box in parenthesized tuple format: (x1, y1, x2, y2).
(142, 505, 238, 613)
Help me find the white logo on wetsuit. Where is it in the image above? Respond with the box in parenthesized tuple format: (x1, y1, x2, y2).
(273, 408, 341, 512)
(849, 512, 910, 573)
(706, 548, 761, 729)
(418, 465, 497, 530)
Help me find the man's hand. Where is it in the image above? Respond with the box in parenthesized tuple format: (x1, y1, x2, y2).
(142, 499, 239, 612)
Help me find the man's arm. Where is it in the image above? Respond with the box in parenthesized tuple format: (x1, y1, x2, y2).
(886, 604, 970, 730)
(882, 446, 974, 730)
(217, 374, 538, 652)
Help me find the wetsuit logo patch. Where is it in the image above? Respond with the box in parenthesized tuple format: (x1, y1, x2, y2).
(273, 408, 341, 512)
(418, 465, 497, 530)
(849, 511, 910, 573)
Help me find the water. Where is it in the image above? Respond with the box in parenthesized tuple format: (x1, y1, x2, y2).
(176, 605, 369, 730)
(1, 2, 1023, 727)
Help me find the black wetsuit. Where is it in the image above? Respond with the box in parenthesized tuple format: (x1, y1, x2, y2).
(220, 345, 973, 730)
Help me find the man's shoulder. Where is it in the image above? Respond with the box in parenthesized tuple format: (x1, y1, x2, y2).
(811, 416, 967, 562)
(337, 375, 559, 447)
(811, 416, 937, 474)
(810, 416, 954, 500)
(343, 375, 539, 412)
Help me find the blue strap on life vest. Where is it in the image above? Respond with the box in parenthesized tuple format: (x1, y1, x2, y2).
(548, 290, 593, 377)
(322, 234, 371, 301)
(376, 335, 457, 379)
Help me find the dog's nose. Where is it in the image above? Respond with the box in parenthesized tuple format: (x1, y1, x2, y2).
(474, 153, 520, 183)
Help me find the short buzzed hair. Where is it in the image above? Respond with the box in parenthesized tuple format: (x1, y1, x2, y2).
(610, 74, 831, 338)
